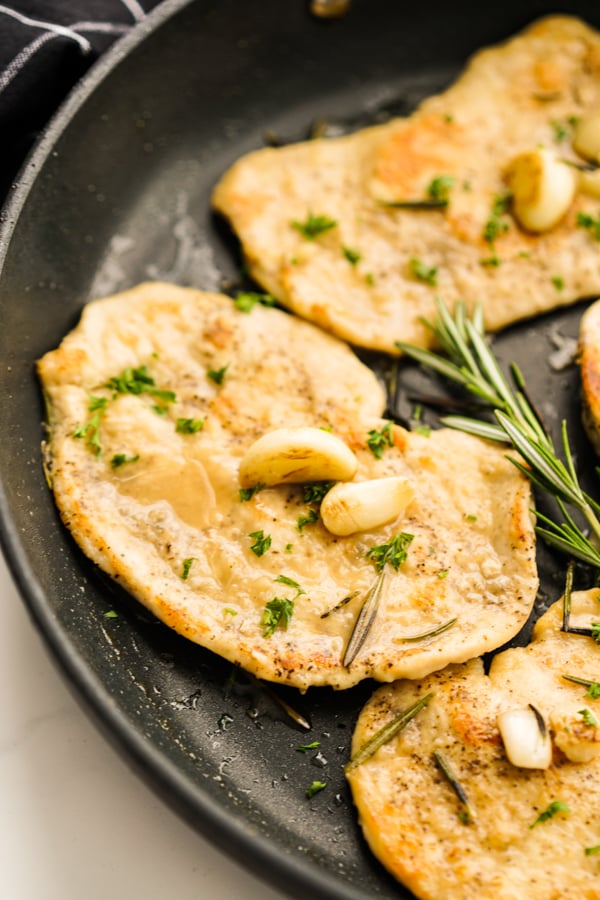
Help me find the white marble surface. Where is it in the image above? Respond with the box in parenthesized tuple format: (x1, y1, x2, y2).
(0, 546, 286, 900)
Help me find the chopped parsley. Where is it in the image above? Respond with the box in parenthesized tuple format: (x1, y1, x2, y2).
(296, 741, 320, 752)
(366, 421, 394, 459)
(551, 275, 565, 291)
(342, 245, 362, 265)
(73, 395, 108, 455)
(261, 596, 295, 637)
(239, 483, 265, 502)
(297, 508, 319, 531)
(176, 417, 204, 434)
(409, 257, 438, 286)
(233, 291, 276, 313)
(105, 364, 176, 404)
(585, 845, 600, 856)
(248, 530, 272, 557)
(592, 622, 600, 644)
(207, 364, 229, 385)
(550, 118, 571, 142)
(302, 481, 334, 504)
(306, 780, 327, 798)
(292, 211, 337, 240)
(366, 532, 414, 572)
(104, 610, 119, 619)
(579, 707, 599, 727)
(427, 175, 454, 206)
(529, 800, 570, 828)
(275, 574, 305, 593)
(577, 211, 600, 241)
(110, 452, 140, 469)
(181, 557, 196, 580)
(483, 193, 511, 244)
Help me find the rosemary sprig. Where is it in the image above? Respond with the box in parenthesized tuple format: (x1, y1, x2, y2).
(396, 299, 600, 568)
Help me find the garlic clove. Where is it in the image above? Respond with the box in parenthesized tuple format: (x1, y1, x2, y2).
(320, 476, 415, 536)
(573, 112, 600, 165)
(497, 705, 552, 770)
(578, 167, 600, 199)
(504, 149, 576, 233)
(238, 426, 358, 488)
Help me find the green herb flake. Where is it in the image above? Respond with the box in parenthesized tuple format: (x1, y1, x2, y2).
(409, 257, 438, 286)
(223, 607, 238, 616)
(306, 780, 327, 798)
(579, 708, 599, 727)
(480, 254, 501, 267)
(275, 574, 305, 594)
(233, 291, 276, 313)
(577, 211, 600, 241)
(529, 800, 570, 829)
(483, 193, 511, 244)
(73, 395, 109, 455)
(261, 597, 295, 637)
(207, 364, 229, 385)
(105, 364, 176, 405)
(551, 275, 565, 291)
(342, 245, 362, 265)
(366, 532, 414, 572)
(302, 481, 334, 504)
(585, 845, 600, 856)
(248, 530, 272, 557)
(427, 175, 455, 205)
(176, 417, 204, 434)
(296, 741, 320, 752)
(414, 423, 431, 436)
(292, 212, 337, 240)
(181, 557, 196, 580)
(104, 610, 119, 619)
(592, 622, 600, 644)
(366, 421, 394, 459)
(239, 483, 265, 502)
(297, 508, 319, 531)
(110, 453, 140, 469)
(551, 119, 569, 142)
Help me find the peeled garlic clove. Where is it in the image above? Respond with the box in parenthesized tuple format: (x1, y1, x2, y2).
(497, 705, 552, 770)
(238, 426, 357, 488)
(320, 476, 415, 536)
(573, 112, 600, 164)
(578, 167, 600, 199)
(505, 149, 576, 232)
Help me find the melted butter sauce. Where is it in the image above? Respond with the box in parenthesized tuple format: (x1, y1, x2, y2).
(111, 453, 218, 530)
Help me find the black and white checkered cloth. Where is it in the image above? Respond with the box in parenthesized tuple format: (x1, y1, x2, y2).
(0, 1, 165, 202)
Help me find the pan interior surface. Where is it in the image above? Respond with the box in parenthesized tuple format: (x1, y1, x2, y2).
(1, 1, 599, 898)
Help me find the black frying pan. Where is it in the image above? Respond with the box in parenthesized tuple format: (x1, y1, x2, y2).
(1, 2, 599, 897)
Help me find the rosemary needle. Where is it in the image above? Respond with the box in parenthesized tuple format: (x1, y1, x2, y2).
(345, 692, 434, 771)
(396, 298, 600, 568)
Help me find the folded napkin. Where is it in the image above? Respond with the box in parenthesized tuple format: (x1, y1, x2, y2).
(0, 0, 164, 204)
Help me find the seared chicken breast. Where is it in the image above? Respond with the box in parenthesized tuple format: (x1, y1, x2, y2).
(213, 15, 600, 354)
(37, 282, 538, 690)
(347, 591, 600, 899)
